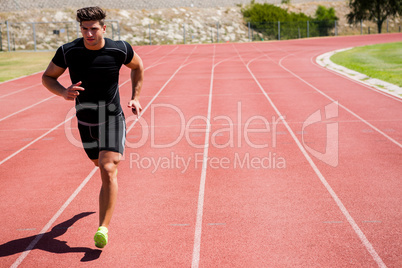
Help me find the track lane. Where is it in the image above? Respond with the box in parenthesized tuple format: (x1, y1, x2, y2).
(0, 44, 187, 267)
(113, 44, 215, 267)
(5, 45, 217, 265)
(195, 42, 380, 267)
(272, 44, 402, 266)
(1, 34, 401, 267)
(244, 36, 401, 266)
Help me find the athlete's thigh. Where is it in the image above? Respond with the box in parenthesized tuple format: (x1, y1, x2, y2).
(78, 123, 100, 160)
(99, 114, 126, 156)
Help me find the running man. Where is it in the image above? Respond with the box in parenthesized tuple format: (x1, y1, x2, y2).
(42, 6, 144, 248)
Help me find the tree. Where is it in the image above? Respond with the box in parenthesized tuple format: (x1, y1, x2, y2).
(314, 5, 339, 36)
(347, 0, 402, 33)
(241, 1, 313, 40)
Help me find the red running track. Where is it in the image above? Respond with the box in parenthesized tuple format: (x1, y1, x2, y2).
(0, 34, 401, 267)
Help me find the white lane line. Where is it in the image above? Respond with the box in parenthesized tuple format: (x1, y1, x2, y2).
(251, 43, 401, 149)
(278, 54, 402, 149)
(312, 52, 402, 103)
(0, 83, 42, 99)
(0, 71, 44, 85)
(126, 45, 198, 133)
(0, 96, 55, 123)
(191, 47, 248, 268)
(191, 44, 216, 268)
(0, 115, 75, 166)
(120, 46, 180, 90)
(234, 45, 387, 268)
(0, 73, 69, 99)
(143, 45, 162, 55)
(10, 167, 98, 268)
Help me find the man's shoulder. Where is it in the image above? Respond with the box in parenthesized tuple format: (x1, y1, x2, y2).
(104, 38, 131, 52)
(61, 38, 84, 53)
(103, 39, 134, 64)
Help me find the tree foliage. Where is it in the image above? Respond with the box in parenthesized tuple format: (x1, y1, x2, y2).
(241, 1, 338, 40)
(241, 1, 311, 24)
(314, 5, 339, 36)
(347, 0, 402, 33)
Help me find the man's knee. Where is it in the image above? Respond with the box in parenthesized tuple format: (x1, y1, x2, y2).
(99, 161, 118, 174)
(98, 151, 121, 177)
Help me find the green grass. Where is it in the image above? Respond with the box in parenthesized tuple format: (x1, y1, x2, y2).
(0, 51, 54, 82)
(330, 42, 402, 87)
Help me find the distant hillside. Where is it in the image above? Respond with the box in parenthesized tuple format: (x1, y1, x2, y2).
(1, 1, 398, 50)
(0, 0, 346, 12)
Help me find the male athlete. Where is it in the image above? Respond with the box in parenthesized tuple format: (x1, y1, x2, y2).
(42, 6, 144, 248)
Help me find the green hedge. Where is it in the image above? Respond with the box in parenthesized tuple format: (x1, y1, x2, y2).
(242, 1, 338, 40)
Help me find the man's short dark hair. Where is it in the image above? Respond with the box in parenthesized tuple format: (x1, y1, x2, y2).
(76, 6, 106, 26)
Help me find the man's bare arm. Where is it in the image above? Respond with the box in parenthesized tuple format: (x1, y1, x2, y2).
(42, 62, 84, 101)
(126, 53, 144, 116)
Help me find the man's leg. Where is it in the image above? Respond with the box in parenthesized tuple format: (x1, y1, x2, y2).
(98, 150, 121, 228)
(94, 114, 125, 248)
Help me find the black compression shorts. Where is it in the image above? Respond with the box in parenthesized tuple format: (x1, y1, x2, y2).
(78, 114, 126, 160)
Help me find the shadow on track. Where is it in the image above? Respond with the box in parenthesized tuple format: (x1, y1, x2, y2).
(0, 212, 101, 262)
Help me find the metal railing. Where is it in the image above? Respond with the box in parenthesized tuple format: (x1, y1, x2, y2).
(0, 19, 400, 51)
(0, 20, 120, 51)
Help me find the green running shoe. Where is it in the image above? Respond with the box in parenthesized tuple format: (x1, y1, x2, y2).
(94, 226, 108, 248)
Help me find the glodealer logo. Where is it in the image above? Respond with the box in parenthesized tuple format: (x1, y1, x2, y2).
(302, 101, 339, 167)
(124, 102, 284, 150)
(63, 101, 339, 170)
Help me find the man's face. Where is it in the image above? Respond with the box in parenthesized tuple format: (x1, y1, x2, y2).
(80, 20, 106, 50)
